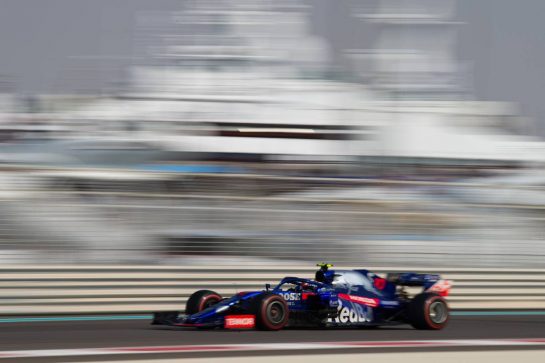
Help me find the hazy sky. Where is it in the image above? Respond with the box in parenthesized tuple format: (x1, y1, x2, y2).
(1, 0, 544, 136)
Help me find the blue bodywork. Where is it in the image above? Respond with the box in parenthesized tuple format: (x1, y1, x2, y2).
(152, 268, 447, 329)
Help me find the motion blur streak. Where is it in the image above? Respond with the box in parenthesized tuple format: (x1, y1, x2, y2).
(2, 310, 545, 324)
(2, 339, 545, 359)
(0, 0, 544, 269)
(0, 316, 544, 361)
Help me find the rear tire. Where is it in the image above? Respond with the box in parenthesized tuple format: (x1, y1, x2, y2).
(252, 293, 289, 331)
(185, 290, 222, 315)
(408, 292, 449, 330)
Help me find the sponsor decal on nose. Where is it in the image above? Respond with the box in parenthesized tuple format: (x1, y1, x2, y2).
(224, 315, 255, 329)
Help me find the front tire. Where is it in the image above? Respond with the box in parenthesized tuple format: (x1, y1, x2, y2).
(408, 292, 449, 330)
(252, 293, 289, 331)
(185, 290, 222, 315)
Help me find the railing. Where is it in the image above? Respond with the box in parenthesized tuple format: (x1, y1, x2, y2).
(2, 266, 545, 315)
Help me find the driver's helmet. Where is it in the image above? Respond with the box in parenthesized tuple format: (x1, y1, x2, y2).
(315, 262, 333, 283)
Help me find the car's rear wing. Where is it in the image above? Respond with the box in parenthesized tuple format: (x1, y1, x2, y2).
(387, 273, 452, 296)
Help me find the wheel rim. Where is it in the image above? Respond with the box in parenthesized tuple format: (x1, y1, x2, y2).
(203, 298, 218, 309)
(200, 296, 220, 310)
(266, 301, 285, 325)
(429, 300, 447, 324)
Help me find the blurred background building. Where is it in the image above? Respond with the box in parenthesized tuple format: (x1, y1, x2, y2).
(0, 0, 543, 267)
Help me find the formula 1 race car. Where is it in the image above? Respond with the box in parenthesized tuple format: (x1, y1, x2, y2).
(152, 263, 452, 331)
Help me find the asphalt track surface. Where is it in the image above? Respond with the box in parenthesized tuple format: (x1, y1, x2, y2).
(1, 315, 545, 362)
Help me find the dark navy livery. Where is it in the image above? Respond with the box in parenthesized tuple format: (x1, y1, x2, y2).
(152, 263, 452, 331)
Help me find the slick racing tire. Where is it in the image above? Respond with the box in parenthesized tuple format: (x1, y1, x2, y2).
(185, 290, 223, 315)
(252, 293, 289, 331)
(408, 292, 449, 330)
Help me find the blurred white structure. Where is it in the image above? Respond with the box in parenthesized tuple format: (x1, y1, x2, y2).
(351, 0, 545, 163)
(66, 0, 378, 159)
(359, 0, 462, 96)
(58, 0, 545, 164)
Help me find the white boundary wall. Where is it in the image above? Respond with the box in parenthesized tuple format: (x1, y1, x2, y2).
(1, 265, 545, 314)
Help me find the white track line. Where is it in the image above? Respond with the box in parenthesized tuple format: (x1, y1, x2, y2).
(75, 350, 545, 363)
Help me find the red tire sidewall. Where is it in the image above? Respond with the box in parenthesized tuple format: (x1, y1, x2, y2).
(423, 295, 449, 329)
(259, 295, 289, 330)
(198, 294, 221, 311)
